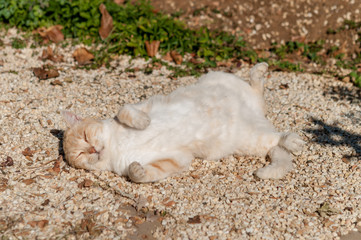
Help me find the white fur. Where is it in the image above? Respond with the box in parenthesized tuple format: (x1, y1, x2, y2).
(62, 63, 305, 182)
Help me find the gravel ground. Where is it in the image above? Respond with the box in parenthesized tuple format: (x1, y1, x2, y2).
(1, 28, 361, 239)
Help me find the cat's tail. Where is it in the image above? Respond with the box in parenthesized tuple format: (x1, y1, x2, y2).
(249, 62, 268, 95)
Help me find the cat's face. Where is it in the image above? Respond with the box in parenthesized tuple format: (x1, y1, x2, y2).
(61, 111, 110, 171)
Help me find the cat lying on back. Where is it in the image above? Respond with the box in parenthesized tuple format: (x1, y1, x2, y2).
(61, 63, 304, 182)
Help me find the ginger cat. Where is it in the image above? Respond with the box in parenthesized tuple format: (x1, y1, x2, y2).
(61, 63, 304, 182)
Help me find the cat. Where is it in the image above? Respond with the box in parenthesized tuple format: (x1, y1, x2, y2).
(61, 63, 305, 182)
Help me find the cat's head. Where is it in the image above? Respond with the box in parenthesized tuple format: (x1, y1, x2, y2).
(61, 111, 111, 171)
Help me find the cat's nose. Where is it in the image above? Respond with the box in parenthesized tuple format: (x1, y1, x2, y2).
(88, 146, 97, 154)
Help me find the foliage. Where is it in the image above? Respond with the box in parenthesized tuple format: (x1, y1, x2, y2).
(11, 37, 26, 49)
(0, 0, 361, 88)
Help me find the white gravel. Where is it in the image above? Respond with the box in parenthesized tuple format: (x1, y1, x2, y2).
(0, 28, 360, 239)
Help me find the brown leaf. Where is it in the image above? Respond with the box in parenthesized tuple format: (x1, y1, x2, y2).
(48, 158, 61, 175)
(46, 25, 64, 43)
(28, 220, 49, 229)
(41, 199, 50, 206)
(37, 25, 64, 43)
(80, 218, 103, 235)
(22, 179, 35, 185)
(22, 147, 35, 157)
(50, 80, 63, 86)
(33, 66, 59, 80)
(163, 200, 176, 207)
(99, 4, 113, 40)
(41, 46, 53, 60)
(114, 0, 125, 5)
(1, 156, 14, 167)
(114, 217, 128, 223)
(41, 46, 64, 63)
(170, 50, 182, 64)
(78, 179, 93, 188)
(73, 48, 94, 65)
(187, 215, 201, 224)
(0, 178, 8, 192)
(342, 157, 350, 164)
(279, 83, 289, 89)
(145, 41, 160, 57)
(130, 216, 145, 225)
(162, 52, 173, 62)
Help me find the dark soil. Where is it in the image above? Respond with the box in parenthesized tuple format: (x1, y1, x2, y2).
(151, 0, 361, 62)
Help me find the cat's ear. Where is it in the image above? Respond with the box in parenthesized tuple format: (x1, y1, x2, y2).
(61, 110, 83, 127)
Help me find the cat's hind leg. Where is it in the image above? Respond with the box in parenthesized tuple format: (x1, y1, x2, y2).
(255, 146, 293, 179)
(128, 154, 192, 183)
(255, 132, 305, 179)
(278, 132, 305, 155)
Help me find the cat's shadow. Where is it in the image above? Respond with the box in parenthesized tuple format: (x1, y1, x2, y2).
(304, 117, 361, 160)
(50, 129, 65, 159)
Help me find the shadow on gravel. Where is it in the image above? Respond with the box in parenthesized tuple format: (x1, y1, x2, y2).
(323, 85, 361, 104)
(305, 117, 361, 160)
(50, 129, 65, 158)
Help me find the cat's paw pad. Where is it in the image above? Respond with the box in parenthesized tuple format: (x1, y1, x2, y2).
(128, 161, 145, 182)
(131, 111, 151, 130)
(255, 164, 292, 180)
(280, 132, 305, 155)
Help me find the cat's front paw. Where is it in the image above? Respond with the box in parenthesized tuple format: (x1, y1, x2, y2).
(132, 111, 151, 130)
(128, 161, 146, 182)
(117, 107, 150, 130)
(279, 132, 305, 155)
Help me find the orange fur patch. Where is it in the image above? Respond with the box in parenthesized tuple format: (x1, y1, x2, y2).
(150, 158, 180, 172)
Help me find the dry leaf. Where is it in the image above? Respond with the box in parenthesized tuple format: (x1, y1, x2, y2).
(162, 52, 173, 62)
(342, 157, 350, 164)
(99, 4, 113, 40)
(114, 217, 128, 223)
(73, 48, 94, 65)
(0, 178, 8, 192)
(187, 215, 201, 224)
(279, 83, 289, 89)
(41, 199, 50, 206)
(47, 25, 64, 43)
(48, 157, 61, 175)
(145, 41, 160, 57)
(41, 46, 53, 60)
(28, 220, 49, 229)
(170, 50, 182, 64)
(22, 179, 35, 185)
(130, 216, 145, 225)
(50, 80, 63, 86)
(37, 25, 64, 43)
(316, 202, 340, 217)
(33, 66, 60, 80)
(78, 179, 93, 188)
(41, 46, 64, 62)
(1, 156, 14, 167)
(22, 147, 35, 157)
(163, 200, 176, 207)
(80, 218, 102, 235)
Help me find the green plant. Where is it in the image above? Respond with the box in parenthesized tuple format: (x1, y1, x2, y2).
(11, 37, 26, 49)
(349, 71, 361, 87)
